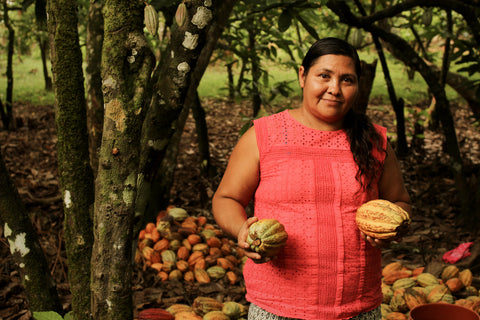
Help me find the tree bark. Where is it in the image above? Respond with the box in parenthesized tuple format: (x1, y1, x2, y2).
(90, 0, 154, 318)
(86, 0, 105, 177)
(35, 0, 52, 91)
(47, 0, 95, 318)
(0, 153, 63, 313)
(136, 0, 219, 226)
(2, 0, 15, 130)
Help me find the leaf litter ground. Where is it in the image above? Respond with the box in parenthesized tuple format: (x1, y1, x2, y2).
(0, 98, 479, 319)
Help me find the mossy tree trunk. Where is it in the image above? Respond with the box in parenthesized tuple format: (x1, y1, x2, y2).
(90, 0, 155, 318)
(86, 0, 105, 177)
(0, 153, 63, 314)
(47, 0, 95, 318)
(136, 0, 217, 227)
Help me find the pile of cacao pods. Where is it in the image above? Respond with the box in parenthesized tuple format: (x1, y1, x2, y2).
(135, 206, 247, 287)
(381, 262, 480, 319)
(138, 297, 247, 320)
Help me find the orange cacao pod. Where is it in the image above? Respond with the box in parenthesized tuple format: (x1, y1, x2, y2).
(176, 260, 190, 272)
(384, 312, 408, 320)
(246, 219, 288, 257)
(445, 277, 464, 293)
(382, 262, 403, 277)
(188, 251, 204, 267)
(184, 270, 195, 282)
(207, 236, 222, 248)
(177, 246, 190, 260)
(404, 287, 427, 310)
(226, 271, 238, 285)
(153, 238, 170, 252)
(187, 234, 202, 245)
(203, 311, 229, 320)
(217, 257, 234, 270)
(383, 270, 412, 285)
(355, 199, 410, 240)
(194, 269, 210, 284)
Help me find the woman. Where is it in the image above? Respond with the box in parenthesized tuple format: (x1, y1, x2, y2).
(212, 37, 411, 320)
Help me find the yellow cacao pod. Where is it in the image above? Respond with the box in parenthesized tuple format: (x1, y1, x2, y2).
(416, 272, 440, 287)
(144, 4, 158, 36)
(166, 304, 193, 315)
(203, 311, 230, 320)
(459, 268, 473, 287)
(356, 200, 410, 240)
(441, 265, 459, 282)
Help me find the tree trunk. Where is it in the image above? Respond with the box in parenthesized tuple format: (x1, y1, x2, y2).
(85, 0, 105, 177)
(2, 0, 15, 130)
(0, 153, 63, 313)
(90, 0, 154, 318)
(355, 59, 377, 114)
(47, 0, 95, 318)
(136, 0, 220, 227)
(247, 17, 262, 117)
(36, 0, 52, 91)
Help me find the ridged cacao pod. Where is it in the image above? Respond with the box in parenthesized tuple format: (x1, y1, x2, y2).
(222, 301, 247, 319)
(203, 311, 230, 320)
(384, 312, 408, 320)
(384, 270, 412, 285)
(175, 2, 187, 27)
(188, 251, 204, 267)
(422, 8, 433, 26)
(226, 271, 238, 285)
(445, 277, 464, 293)
(161, 250, 177, 264)
(392, 277, 416, 291)
(168, 269, 183, 281)
(187, 234, 202, 245)
(246, 219, 288, 257)
(166, 304, 193, 315)
(459, 268, 473, 287)
(390, 288, 408, 313)
(167, 207, 189, 221)
(194, 268, 210, 283)
(144, 5, 159, 37)
(441, 265, 459, 282)
(138, 308, 174, 320)
(174, 311, 202, 320)
(176, 260, 190, 272)
(177, 246, 190, 261)
(356, 200, 411, 240)
(192, 297, 223, 316)
(416, 272, 440, 287)
(184, 270, 195, 282)
(382, 283, 394, 304)
(207, 266, 226, 280)
(382, 262, 403, 277)
(351, 29, 363, 48)
(427, 284, 453, 303)
(404, 287, 427, 310)
(217, 257, 234, 270)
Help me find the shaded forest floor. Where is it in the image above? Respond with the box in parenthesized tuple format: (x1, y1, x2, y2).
(1, 98, 480, 319)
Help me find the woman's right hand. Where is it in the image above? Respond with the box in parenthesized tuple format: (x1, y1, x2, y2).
(237, 216, 272, 263)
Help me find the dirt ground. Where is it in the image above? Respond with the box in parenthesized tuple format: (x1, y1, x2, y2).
(1, 98, 479, 319)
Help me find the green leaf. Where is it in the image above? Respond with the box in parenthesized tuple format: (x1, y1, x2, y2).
(32, 311, 64, 320)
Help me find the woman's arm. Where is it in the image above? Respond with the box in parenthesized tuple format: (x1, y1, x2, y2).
(364, 141, 412, 248)
(378, 142, 412, 213)
(212, 126, 262, 259)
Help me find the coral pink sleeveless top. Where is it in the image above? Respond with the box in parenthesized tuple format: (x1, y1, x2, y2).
(243, 110, 387, 319)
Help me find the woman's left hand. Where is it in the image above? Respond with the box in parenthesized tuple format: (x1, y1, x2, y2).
(361, 232, 398, 249)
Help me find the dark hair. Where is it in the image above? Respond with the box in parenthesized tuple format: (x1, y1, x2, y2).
(302, 37, 386, 193)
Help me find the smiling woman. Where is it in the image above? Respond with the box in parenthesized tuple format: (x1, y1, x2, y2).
(212, 37, 411, 320)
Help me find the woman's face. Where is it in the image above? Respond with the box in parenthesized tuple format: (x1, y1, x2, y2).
(299, 54, 358, 130)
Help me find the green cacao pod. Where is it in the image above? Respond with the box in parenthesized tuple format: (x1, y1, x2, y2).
(206, 266, 226, 280)
(222, 301, 247, 319)
(167, 207, 189, 221)
(246, 219, 288, 257)
(416, 272, 440, 287)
